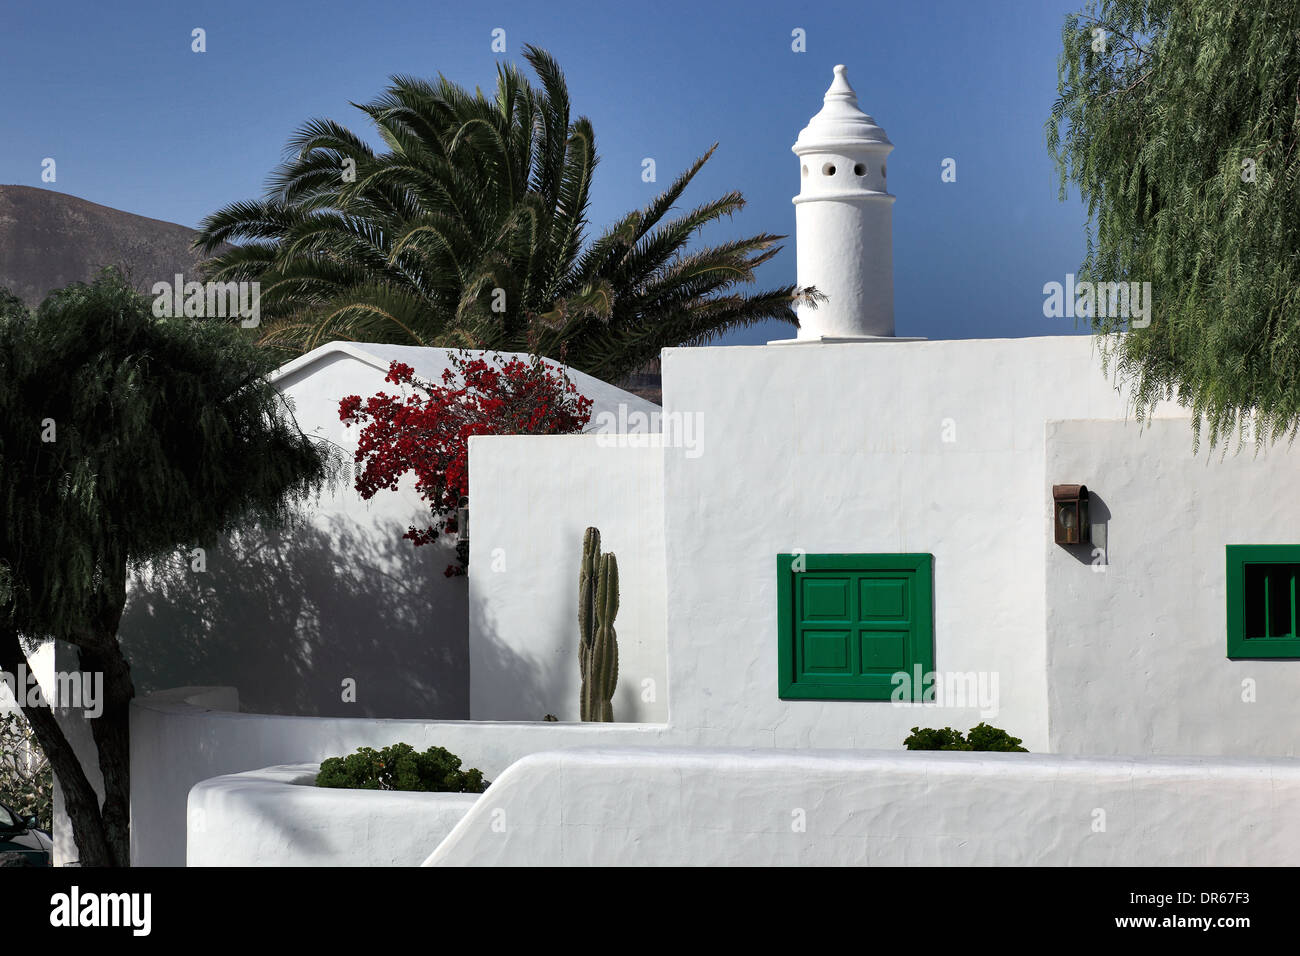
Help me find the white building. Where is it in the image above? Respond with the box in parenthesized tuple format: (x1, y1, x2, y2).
(116, 66, 1300, 866)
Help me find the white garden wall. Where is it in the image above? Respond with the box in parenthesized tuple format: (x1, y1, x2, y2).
(467, 435, 667, 722)
(187, 763, 479, 866)
(1045, 417, 1300, 756)
(131, 687, 667, 866)
(424, 746, 1300, 866)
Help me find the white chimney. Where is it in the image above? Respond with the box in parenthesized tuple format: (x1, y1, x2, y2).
(776, 65, 901, 343)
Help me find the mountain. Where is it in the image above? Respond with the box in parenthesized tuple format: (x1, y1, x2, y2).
(0, 185, 212, 307)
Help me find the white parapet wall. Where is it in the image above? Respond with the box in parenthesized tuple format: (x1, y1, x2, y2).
(187, 764, 479, 867)
(131, 687, 669, 866)
(424, 746, 1300, 866)
(467, 434, 667, 723)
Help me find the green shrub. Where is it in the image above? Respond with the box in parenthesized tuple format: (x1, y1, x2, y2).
(904, 723, 1028, 752)
(966, 722, 1028, 752)
(902, 726, 971, 751)
(316, 743, 489, 793)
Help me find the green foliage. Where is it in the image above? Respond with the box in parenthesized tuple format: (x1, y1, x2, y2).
(0, 268, 334, 636)
(0, 288, 26, 322)
(578, 527, 619, 722)
(965, 722, 1029, 752)
(1047, 0, 1300, 450)
(903, 726, 972, 751)
(0, 713, 52, 830)
(904, 723, 1028, 752)
(316, 743, 489, 793)
(193, 45, 803, 383)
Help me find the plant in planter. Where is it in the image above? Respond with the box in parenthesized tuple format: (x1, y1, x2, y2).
(903, 723, 1028, 752)
(578, 527, 619, 722)
(316, 743, 489, 792)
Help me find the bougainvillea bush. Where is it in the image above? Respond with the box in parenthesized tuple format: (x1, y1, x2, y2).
(340, 351, 593, 575)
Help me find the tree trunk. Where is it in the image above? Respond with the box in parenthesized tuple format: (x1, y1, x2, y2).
(0, 627, 116, 866)
(77, 637, 133, 867)
(76, 553, 134, 867)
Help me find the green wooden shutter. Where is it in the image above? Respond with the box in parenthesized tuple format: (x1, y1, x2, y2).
(1226, 545, 1300, 658)
(778, 553, 934, 700)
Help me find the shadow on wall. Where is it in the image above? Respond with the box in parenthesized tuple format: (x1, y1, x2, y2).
(1062, 492, 1112, 568)
(468, 587, 572, 721)
(117, 515, 469, 719)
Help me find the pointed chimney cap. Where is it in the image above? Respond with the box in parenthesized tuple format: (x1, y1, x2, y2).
(793, 64, 893, 155)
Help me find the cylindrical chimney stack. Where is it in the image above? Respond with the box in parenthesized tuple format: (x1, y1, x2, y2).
(791, 65, 895, 339)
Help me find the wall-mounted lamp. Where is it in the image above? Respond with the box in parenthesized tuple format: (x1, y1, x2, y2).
(456, 496, 470, 545)
(1052, 484, 1090, 546)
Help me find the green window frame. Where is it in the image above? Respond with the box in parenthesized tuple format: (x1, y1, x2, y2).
(1226, 545, 1300, 658)
(777, 553, 934, 701)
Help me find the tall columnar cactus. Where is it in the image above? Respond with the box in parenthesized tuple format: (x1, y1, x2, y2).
(578, 527, 599, 692)
(578, 527, 619, 722)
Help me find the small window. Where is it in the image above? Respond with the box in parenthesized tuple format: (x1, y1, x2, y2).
(801, 164, 808, 178)
(777, 553, 934, 700)
(853, 162, 866, 176)
(1226, 545, 1300, 657)
(821, 163, 836, 176)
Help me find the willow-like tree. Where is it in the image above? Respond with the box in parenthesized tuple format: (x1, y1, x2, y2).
(193, 45, 806, 383)
(0, 272, 330, 865)
(1047, 0, 1300, 448)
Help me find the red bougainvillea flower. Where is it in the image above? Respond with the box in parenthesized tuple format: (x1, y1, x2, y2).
(339, 350, 593, 575)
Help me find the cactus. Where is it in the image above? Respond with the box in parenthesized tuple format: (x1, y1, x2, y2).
(578, 527, 619, 722)
(578, 527, 599, 690)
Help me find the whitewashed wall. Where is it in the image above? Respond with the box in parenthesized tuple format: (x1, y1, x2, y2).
(115, 350, 468, 720)
(187, 763, 479, 866)
(1045, 417, 1300, 756)
(113, 343, 658, 721)
(658, 335, 1186, 752)
(467, 435, 667, 722)
(131, 688, 668, 866)
(425, 746, 1300, 866)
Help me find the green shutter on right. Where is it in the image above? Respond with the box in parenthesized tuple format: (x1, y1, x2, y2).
(1226, 545, 1300, 658)
(777, 553, 934, 700)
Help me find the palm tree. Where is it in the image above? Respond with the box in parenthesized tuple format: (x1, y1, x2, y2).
(193, 45, 805, 383)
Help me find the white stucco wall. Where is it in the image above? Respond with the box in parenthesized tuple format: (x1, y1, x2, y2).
(1045, 417, 1300, 756)
(114, 342, 659, 722)
(467, 435, 667, 722)
(657, 335, 1186, 752)
(131, 687, 668, 866)
(116, 350, 470, 720)
(425, 746, 1300, 866)
(187, 763, 479, 866)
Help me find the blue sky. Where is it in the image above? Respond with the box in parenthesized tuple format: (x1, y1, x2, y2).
(0, 0, 1094, 344)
